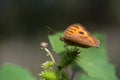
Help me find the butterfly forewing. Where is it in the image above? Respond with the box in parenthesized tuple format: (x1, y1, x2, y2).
(62, 23, 100, 48)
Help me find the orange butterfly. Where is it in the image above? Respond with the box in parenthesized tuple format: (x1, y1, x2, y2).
(61, 23, 100, 48)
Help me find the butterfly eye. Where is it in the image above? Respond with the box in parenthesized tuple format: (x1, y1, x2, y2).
(79, 31, 84, 34)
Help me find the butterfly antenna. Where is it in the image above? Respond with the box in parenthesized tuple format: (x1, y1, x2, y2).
(47, 25, 56, 34)
(47, 25, 63, 39)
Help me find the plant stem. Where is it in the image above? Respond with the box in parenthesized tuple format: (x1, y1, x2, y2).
(70, 71, 76, 80)
(44, 48, 56, 63)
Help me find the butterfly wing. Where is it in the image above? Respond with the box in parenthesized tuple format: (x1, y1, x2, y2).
(63, 24, 100, 48)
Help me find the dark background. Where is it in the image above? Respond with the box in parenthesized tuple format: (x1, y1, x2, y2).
(0, 0, 120, 79)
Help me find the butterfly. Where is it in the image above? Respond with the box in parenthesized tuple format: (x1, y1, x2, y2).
(61, 23, 100, 48)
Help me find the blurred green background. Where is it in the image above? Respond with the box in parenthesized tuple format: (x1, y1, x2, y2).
(0, 0, 120, 79)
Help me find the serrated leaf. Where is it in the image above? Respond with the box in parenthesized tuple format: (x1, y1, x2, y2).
(48, 32, 118, 80)
(77, 33, 118, 80)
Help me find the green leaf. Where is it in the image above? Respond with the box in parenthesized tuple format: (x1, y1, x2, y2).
(77, 33, 118, 80)
(48, 32, 118, 80)
(0, 64, 36, 80)
(48, 32, 65, 53)
(77, 74, 98, 80)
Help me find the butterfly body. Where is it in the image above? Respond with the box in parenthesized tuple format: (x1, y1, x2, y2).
(61, 23, 100, 48)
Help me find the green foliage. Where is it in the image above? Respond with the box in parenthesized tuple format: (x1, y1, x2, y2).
(40, 61, 60, 80)
(40, 44, 69, 80)
(41, 61, 55, 70)
(77, 74, 97, 80)
(58, 71, 69, 80)
(48, 32, 118, 80)
(48, 32, 64, 53)
(40, 70, 69, 80)
(77, 33, 118, 80)
(40, 70, 59, 80)
(58, 47, 81, 71)
(0, 64, 36, 80)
